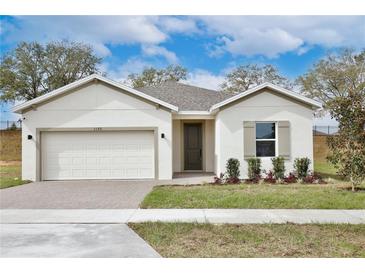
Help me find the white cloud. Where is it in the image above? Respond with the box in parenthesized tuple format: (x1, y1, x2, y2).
(157, 16, 199, 34)
(199, 16, 365, 58)
(220, 28, 303, 58)
(100, 57, 152, 83)
(2, 15, 364, 62)
(297, 45, 312, 56)
(2, 16, 168, 57)
(183, 69, 225, 90)
(142, 45, 178, 63)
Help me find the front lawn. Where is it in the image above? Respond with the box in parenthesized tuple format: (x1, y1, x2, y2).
(314, 160, 341, 180)
(141, 183, 365, 209)
(0, 162, 30, 189)
(130, 222, 365, 257)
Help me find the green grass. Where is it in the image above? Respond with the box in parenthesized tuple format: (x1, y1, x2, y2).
(130, 222, 365, 257)
(141, 160, 364, 209)
(314, 160, 342, 180)
(141, 183, 365, 209)
(0, 163, 31, 189)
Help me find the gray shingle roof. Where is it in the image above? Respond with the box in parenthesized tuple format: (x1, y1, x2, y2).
(136, 81, 232, 111)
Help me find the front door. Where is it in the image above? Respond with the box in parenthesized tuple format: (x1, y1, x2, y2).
(184, 123, 202, 170)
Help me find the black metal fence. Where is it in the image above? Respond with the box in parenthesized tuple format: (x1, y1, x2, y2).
(313, 125, 339, 135)
(0, 120, 22, 130)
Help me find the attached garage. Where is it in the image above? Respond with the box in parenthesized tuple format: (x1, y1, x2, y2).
(41, 130, 155, 180)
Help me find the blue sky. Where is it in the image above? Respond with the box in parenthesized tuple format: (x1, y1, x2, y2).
(1, 16, 364, 124)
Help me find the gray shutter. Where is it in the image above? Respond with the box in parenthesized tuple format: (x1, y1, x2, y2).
(278, 121, 290, 159)
(244, 121, 256, 159)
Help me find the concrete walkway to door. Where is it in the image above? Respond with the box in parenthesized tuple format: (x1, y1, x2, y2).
(2, 209, 365, 224)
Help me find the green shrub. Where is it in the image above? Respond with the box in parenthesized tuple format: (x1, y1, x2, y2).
(271, 157, 285, 179)
(294, 157, 311, 178)
(246, 158, 261, 180)
(226, 158, 240, 180)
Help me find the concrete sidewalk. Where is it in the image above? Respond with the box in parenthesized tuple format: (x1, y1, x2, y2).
(0, 223, 161, 258)
(1, 209, 365, 224)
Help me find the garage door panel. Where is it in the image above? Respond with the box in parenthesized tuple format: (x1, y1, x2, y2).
(42, 131, 155, 180)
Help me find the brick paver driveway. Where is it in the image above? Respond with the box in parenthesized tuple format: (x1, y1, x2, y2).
(0, 180, 158, 209)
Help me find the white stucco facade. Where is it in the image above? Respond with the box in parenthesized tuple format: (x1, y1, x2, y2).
(21, 82, 173, 181)
(15, 75, 320, 182)
(214, 88, 314, 178)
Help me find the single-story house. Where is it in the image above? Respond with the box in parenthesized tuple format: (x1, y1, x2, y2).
(13, 74, 322, 181)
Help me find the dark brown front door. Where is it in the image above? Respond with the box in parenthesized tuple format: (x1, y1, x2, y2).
(184, 123, 202, 170)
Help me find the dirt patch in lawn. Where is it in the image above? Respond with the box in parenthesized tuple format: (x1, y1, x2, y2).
(0, 130, 21, 161)
(0, 160, 21, 166)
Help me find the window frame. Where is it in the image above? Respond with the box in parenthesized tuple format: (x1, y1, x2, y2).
(255, 121, 278, 158)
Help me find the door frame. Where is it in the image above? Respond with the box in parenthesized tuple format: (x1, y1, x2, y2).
(182, 121, 204, 171)
(37, 127, 159, 181)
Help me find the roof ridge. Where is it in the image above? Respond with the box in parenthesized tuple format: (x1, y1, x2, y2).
(173, 81, 220, 93)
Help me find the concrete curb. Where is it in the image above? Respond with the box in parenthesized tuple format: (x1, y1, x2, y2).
(1, 209, 365, 224)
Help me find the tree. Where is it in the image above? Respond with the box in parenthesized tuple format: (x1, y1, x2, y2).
(220, 64, 292, 94)
(297, 48, 365, 191)
(0, 41, 101, 102)
(127, 65, 187, 88)
(9, 122, 18, 130)
(327, 92, 365, 191)
(43, 41, 102, 90)
(296, 48, 365, 108)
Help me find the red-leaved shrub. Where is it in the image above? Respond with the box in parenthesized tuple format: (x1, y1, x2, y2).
(213, 173, 225, 184)
(263, 170, 276, 184)
(226, 177, 241, 184)
(284, 172, 297, 184)
(302, 172, 325, 184)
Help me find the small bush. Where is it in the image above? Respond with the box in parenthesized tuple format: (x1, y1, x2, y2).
(271, 157, 285, 179)
(225, 177, 241, 184)
(226, 158, 240, 180)
(294, 157, 311, 178)
(263, 170, 276, 184)
(283, 172, 297, 184)
(213, 173, 225, 184)
(246, 158, 261, 181)
(302, 172, 325, 184)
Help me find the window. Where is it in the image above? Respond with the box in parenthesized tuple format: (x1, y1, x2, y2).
(256, 122, 276, 157)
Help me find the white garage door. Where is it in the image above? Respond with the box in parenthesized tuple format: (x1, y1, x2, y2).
(41, 131, 155, 180)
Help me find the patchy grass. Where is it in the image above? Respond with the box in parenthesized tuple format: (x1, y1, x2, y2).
(0, 162, 30, 189)
(314, 160, 342, 180)
(141, 183, 365, 209)
(130, 222, 365, 258)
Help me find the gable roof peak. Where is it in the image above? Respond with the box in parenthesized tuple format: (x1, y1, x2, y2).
(12, 74, 178, 113)
(210, 82, 322, 111)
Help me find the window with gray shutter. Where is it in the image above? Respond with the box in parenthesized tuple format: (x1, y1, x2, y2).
(244, 121, 256, 158)
(278, 121, 290, 159)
